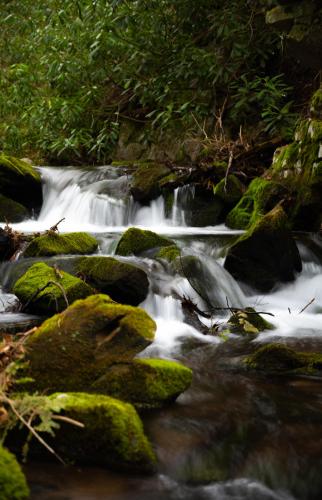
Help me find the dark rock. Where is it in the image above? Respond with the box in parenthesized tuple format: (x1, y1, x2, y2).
(130, 163, 171, 204)
(224, 206, 302, 292)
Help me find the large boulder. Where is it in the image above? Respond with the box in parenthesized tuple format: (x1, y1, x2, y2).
(173, 185, 225, 227)
(24, 294, 156, 392)
(130, 163, 171, 204)
(13, 262, 94, 315)
(0, 195, 28, 223)
(0, 153, 42, 209)
(115, 227, 176, 257)
(76, 256, 149, 306)
(24, 232, 98, 257)
(224, 206, 302, 292)
(0, 446, 29, 500)
(91, 358, 193, 409)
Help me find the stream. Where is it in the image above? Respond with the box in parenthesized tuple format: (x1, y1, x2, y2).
(2, 165, 322, 500)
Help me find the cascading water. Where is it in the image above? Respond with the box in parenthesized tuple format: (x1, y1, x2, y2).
(1, 164, 322, 500)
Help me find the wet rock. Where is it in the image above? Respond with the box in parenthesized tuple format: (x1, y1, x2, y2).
(0, 153, 42, 210)
(213, 175, 245, 206)
(175, 185, 224, 227)
(245, 343, 322, 374)
(156, 245, 181, 262)
(13, 262, 94, 315)
(115, 227, 176, 257)
(0, 195, 28, 223)
(24, 232, 98, 257)
(0, 446, 29, 499)
(228, 308, 275, 335)
(91, 358, 193, 409)
(130, 163, 171, 204)
(0, 228, 15, 261)
(224, 206, 302, 292)
(24, 294, 156, 392)
(76, 256, 149, 306)
(33, 392, 156, 473)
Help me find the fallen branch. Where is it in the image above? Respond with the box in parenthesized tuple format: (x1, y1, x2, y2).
(48, 218, 65, 233)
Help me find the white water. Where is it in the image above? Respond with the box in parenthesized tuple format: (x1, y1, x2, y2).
(1, 165, 322, 353)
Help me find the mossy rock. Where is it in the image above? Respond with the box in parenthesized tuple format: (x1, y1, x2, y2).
(213, 175, 245, 206)
(225, 177, 288, 230)
(310, 88, 322, 119)
(24, 294, 156, 392)
(24, 232, 98, 257)
(245, 343, 322, 374)
(224, 206, 302, 292)
(0, 446, 29, 499)
(175, 185, 224, 227)
(43, 393, 156, 472)
(156, 245, 181, 262)
(115, 227, 175, 257)
(130, 163, 171, 204)
(76, 256, 149, 306)
(0, 195, 28, 223)
(13, 262, 94, 315)
(91, 358, 193, 409)
(228, 308, 275, 335)
(0, 153, 42, 209)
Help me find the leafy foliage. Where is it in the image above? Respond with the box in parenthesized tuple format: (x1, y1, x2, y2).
(0, 0, 294, 163)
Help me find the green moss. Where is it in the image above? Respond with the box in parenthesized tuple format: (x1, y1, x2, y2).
(245, 343, 322, 374)
(213, 175, 245, 205)
(24, 294, 156, 392)
(0, 195, 28, 223)
(13, 262, 94, 315)
(76, 256, 149, 306)
(47, 392, 156, 472)
(156, 245, 181, 262)
(310, 88, 322, 119)
(158, 172, 179, 189)
(130, 163, 171, 203)
(92, 358, 192, 408)
(228, 307, 275, 335)
(0, 446, 29, 500)
(226, 178, 285, 230)
(24, 232, 98, 257)
(0, 153, 42, 209)
(115, 227, 175, 256)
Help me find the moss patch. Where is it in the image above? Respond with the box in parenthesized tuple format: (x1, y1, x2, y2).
(0, 195, 28, 223)
(76, 256, 149, 306)
(213, 175, 245, 205)
(92, 358, 193, 408)
(24, 294, 156, 392)
(115, 227, 175, 256)
(228, 308, 275, 335)
(310, 88, 322, 119)
(156, 245, 181, 262)
(0, 446, 29, 499)
(47, 392, 156, 472)
(130, 163, 171, 203)
(24, 232, 98, 257)
(245, 343, 322, 374)
(13, 262, 94, 315)
(0, 153, 42, 209)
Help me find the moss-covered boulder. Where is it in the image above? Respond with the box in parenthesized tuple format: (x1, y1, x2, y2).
(24, 294, 156, 392)
(91, 358, 193, 409)
(0, 195, 28, 223)
(224, 206, 302, 292)
(213, 175, 245, 206)
(226, 177, 288, 230)
(24, 232, 98, 257)
(156, 245, 181, 262)
(245, 343, 322, 374)
(228, 308, 275, 335)
(13, 262, 94, 315)
(0, 153, 42, 209)
(76, 256, 149, 306)
(130, 163, 171, 204)
(0, 446, 29, 499)
(38, 393, 156, 472)
(115, 227, 176, 257)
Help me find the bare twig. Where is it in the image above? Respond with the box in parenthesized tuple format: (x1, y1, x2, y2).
(298, 297, 315, 315)
(48, 218, 65, 233)
(21, 281, 69, 312)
